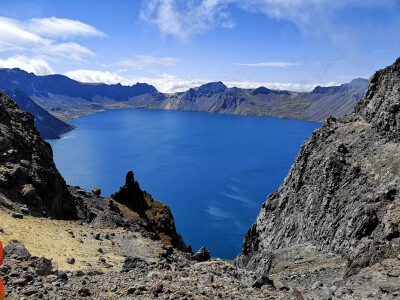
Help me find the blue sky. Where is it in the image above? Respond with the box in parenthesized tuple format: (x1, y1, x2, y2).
(0, 0, 399, 92)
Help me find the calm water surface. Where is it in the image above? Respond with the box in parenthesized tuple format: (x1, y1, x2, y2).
(49, 109, 320, 259)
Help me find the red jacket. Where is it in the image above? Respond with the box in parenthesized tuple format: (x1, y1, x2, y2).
(0, 241, 4, 299)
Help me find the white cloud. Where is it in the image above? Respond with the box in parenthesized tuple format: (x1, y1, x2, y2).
(0, 55, 54, 75)
(149, 73, 209, 93)
(64, 70, 128, 85)
(140, 0, 234, 41)
(117, 55, 179, 69)
(0, 17, 46, 47)
(0, 17, 101, 62)
(63, 68, 335, 93)
(34, 42, 95, 62)
(238, 0, 390, 29)
(224, 80, 336, 92)
(27, 17, 105, 39)
(0, 42, 23, 52)
(64, 69, 208, 93)
(233, 62, 299, 68)
(140, 0, 392, 40)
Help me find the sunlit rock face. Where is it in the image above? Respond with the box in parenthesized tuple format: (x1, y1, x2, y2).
(236, 58, 400, 297)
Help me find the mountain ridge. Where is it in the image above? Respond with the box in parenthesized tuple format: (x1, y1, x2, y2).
(0, 68, 368, 131)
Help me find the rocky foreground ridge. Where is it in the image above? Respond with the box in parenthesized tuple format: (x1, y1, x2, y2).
(0, 91, 291, 299)
(236, 58, 400, 299)
(0, 92, 76, 219)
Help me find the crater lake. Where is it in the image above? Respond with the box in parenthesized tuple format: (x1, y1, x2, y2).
(48, 108, 320, 259)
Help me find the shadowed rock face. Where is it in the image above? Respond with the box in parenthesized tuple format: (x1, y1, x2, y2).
(236, 58, 400, 283)
(0, 92, 77, 219)
(111, 170, 149, 214)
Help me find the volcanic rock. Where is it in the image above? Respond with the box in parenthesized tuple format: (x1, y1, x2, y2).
(192, 247, 211, 262)
(91, 186, 101, 197)
(111, 170, 148, 213)
(0, 92, 77, 219)
(4, 243, 31, 259)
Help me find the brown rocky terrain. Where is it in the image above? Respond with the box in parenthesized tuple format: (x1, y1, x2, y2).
(236, 58, 400, 299)
(0, 242, 292, 299)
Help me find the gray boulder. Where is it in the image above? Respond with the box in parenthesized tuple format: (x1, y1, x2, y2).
(91, 186, 101, 197)
(4, 243, 31, 259)
(192, 247, 211, 262)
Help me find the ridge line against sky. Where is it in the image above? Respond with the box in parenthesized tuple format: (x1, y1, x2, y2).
(0, 0, 399, 93)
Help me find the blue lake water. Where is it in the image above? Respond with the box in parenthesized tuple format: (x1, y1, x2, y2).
(48, 109, 320, 259)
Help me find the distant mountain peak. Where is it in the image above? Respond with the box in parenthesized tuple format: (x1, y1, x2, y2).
(350, 78, 368, 83)
(312, 78, 368, 94)
(197, 81, 227, 94)
(252, 86, 290, 96)
(311, 85, 330, 94)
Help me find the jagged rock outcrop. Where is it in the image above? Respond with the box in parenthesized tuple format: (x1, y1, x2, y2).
(0, 92, 77, 219)
(236, 58, 400, 298)
(354, 57, 400, 141)
(111, 170, 149, 213)
(111, 170, 187, 251)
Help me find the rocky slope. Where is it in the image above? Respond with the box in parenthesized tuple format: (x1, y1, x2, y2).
(0, 91, 76, 219)
(236, 58, 400, 299)
(0, 68, 367, 126)
(1, 89, 75, 139)
(305, 78, 368, 122)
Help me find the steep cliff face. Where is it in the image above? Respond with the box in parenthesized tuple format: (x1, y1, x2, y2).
(0, 92, 77, 219)
(236, 58, 400, 297)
